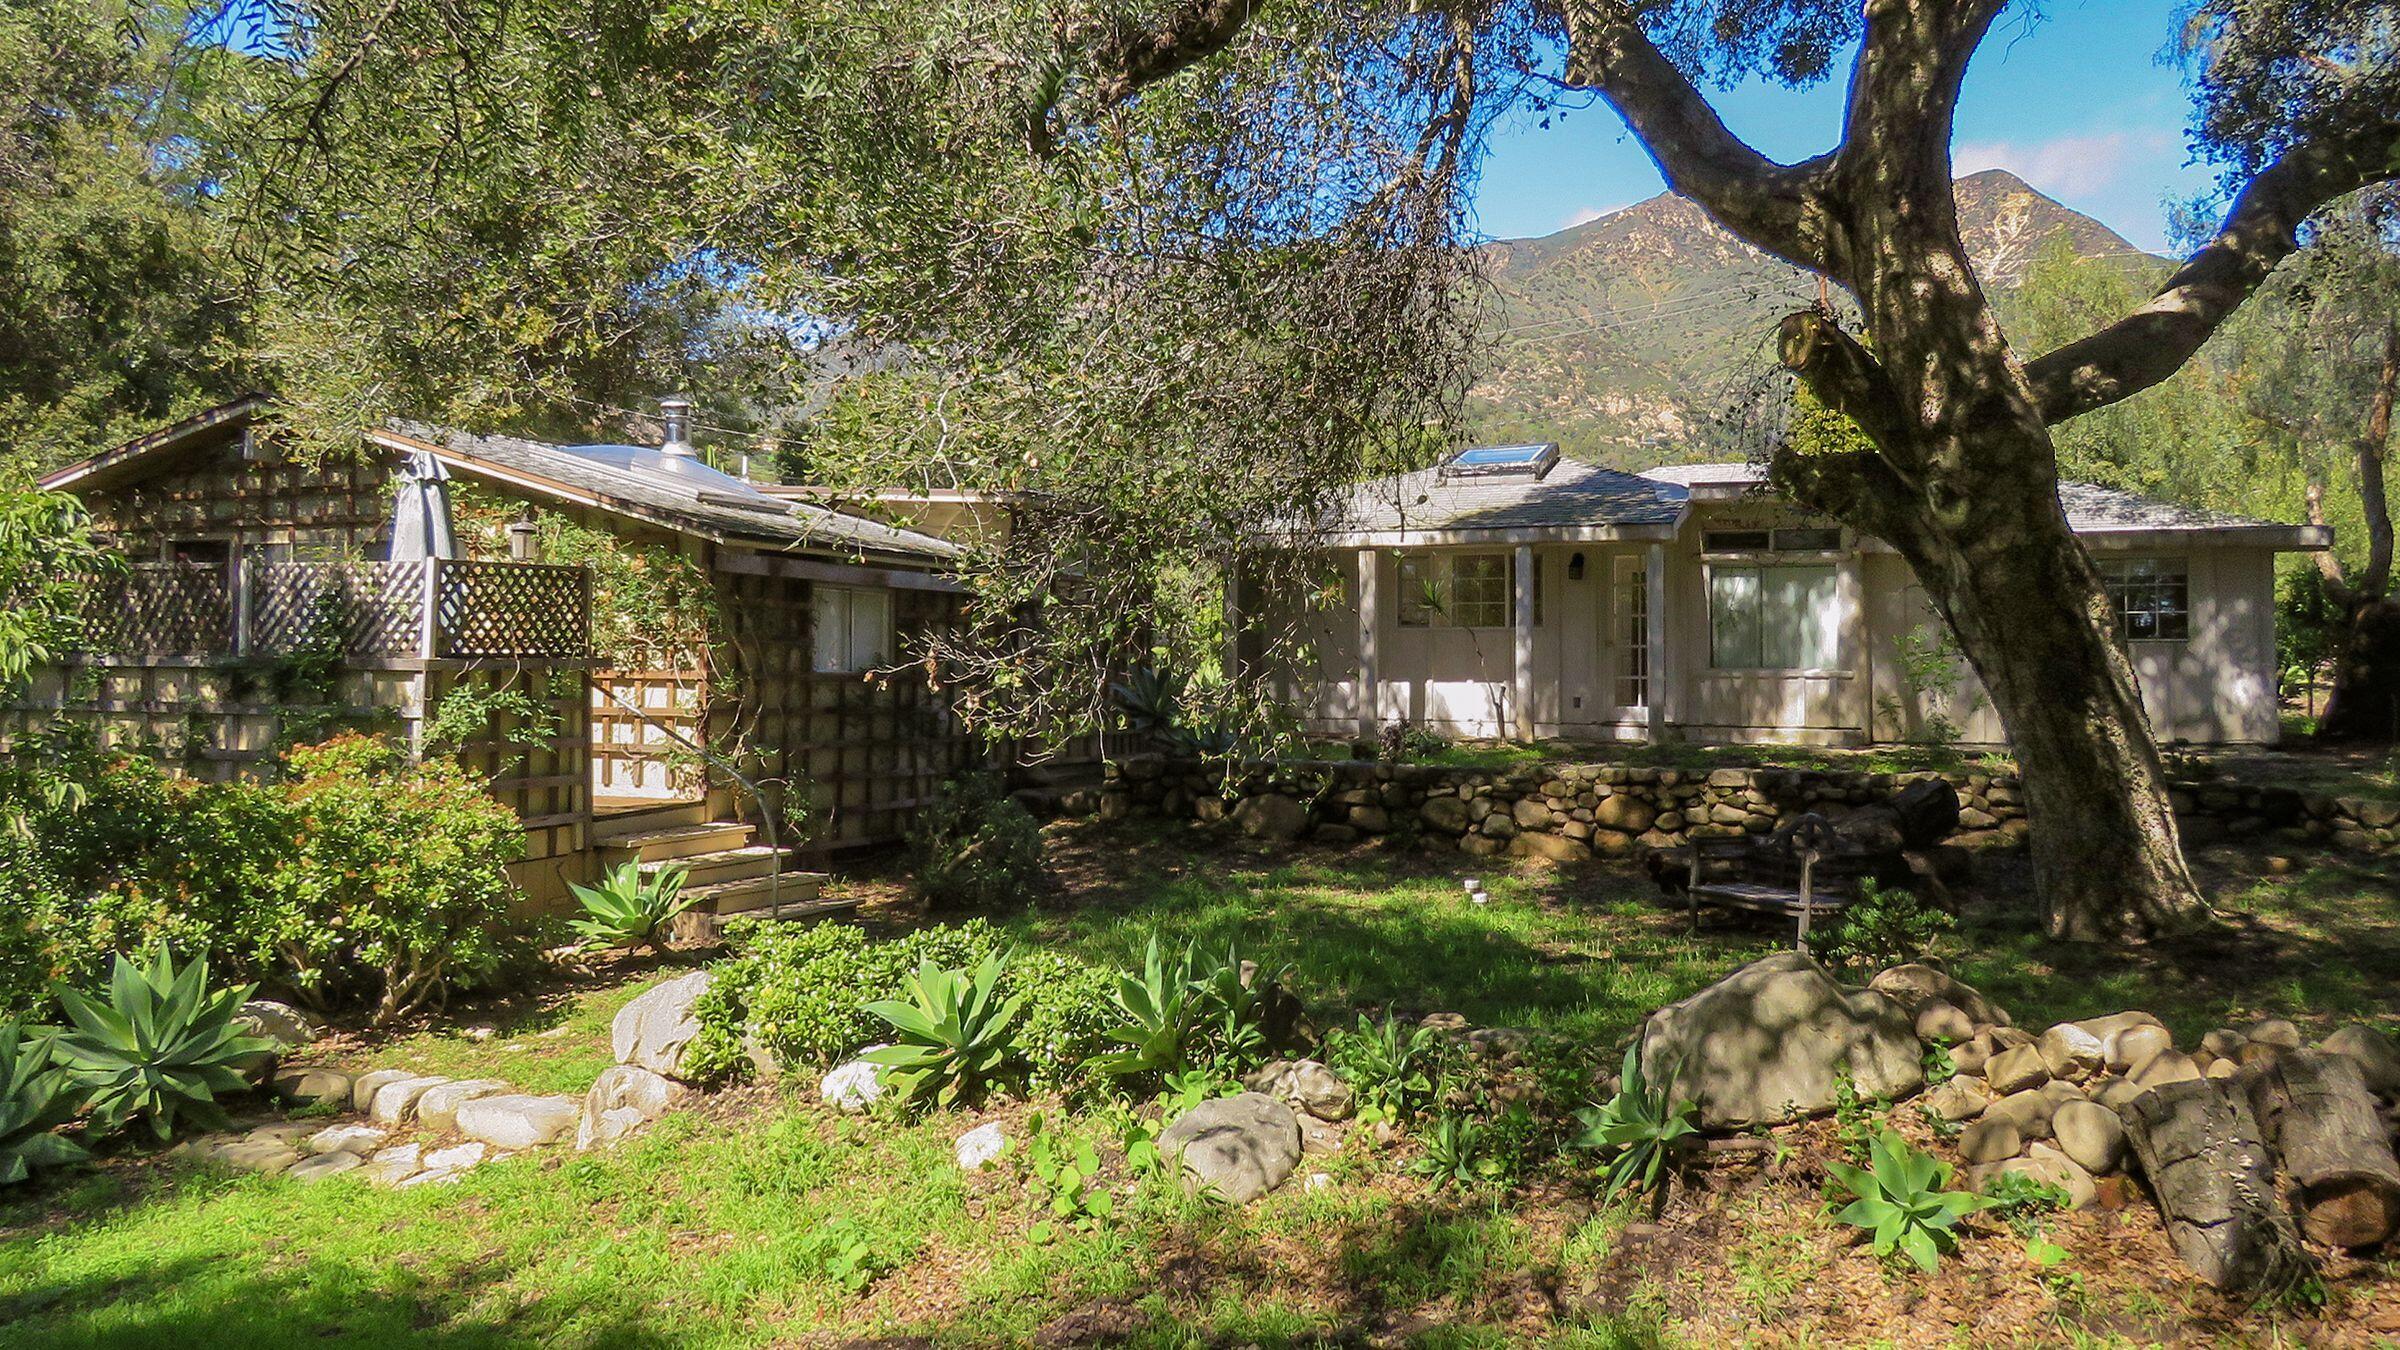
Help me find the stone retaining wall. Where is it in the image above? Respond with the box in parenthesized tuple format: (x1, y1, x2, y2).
(1077, 755, 2400, 862)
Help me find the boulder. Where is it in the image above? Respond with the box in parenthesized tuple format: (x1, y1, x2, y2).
(425, 1142, 487, 1172)
(2200, 1028, 2249, 1061)
(358, 1144, 423, 1187)
(2021, 1142, 2101, 1209)
(350, 1068, 414, 1113)
(2132, 1050, 2204, 1091)
(819, 1054, 887, 1112)
(611, 969, 714, 1079)
(1951, 1034, 1995, 1078)
(1984, 1088, 2057, 1141)
(303, 1123, 389, 1156)
(2245, 1017, 2305, 1049)
(454, 1094, 580, 1149)
(954, 1121, 1008, 1173)
(2096, 1077, 2147, 1111)
(2038, 1024, 2107, 1082)
(2054, 1100, 2128, 1175)
(1986, 1043, 2051, 1096)
(271, 1066, 355, 1108)
(577, 1064, 688, 1149)
(1637, 951, 1923, 1130)
(2110, 1024, 2175, 1077)
(1914, 1001, 1975, 1045)
(1241, 1059, 1357, 1122)
(1926, 1077, 1989, 1122)
(1158, 1092, 1303, 1204)
(415, 1079, 513, 1133)
(2320, 1025, 2400, 1097)
(1867, 964, 2008, 1028)
(1960, 1118, 2023, 1164)
(1506, 832, 1590, 864)
(368, 1075, 453, 1126)
(232, 999, 319, 1049)
(1419, 796, 1471, 833)
(287, 1151, 364, 1183)
(1593, 795, 1655, 834)
(1233, 794, 1311, 841)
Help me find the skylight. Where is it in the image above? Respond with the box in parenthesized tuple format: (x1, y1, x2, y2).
(1439, 442, 1559, 482)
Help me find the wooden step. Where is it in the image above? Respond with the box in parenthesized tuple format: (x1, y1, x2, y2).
(683, 870, 830, 917)
(641, 845, 790, 888)
(598, 821, 754, 865)
(670, 894, 862, 944)
(590, 799, 712, 842)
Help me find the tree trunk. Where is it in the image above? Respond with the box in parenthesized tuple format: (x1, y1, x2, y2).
(2243, 1049, 2400, 1249)
(2124, 1076, 2316, 1295)
(2320, 320, 2399, 741)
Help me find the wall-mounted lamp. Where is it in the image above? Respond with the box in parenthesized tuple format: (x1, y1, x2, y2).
(506, 511, 541, 562)
(1567, 552, 1586, 581)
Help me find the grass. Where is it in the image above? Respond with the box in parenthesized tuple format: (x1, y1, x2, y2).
(2, 822, 2395, 1346)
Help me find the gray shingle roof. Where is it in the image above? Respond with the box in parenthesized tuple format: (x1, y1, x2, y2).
(1307, 458, 1688, 537)
(1638, 462, 2311, 536)
(386, 421, 962, 563)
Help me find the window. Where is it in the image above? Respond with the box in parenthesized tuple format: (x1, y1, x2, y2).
(811, 585, 893, 672)
(165, 538, 231, 572)
(1709, 564, 1839, 670)
(1394, 552, 1537, 629)
(2100, 556, 2189, 641)
(1614, 556, 1649, 710)
(1702, 526, 1842, 553)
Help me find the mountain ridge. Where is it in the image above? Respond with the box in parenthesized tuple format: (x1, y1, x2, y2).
(1465, 169, 2164, 466)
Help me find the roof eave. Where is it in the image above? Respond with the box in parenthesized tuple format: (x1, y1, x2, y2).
(39, 393, 274, 494)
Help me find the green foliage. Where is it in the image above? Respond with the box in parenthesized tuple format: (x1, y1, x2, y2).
(568, 861, 696, 955)
(421, 681, 563, 757)
(0, 486, 114, 695)
(1020, 1109, 1115, 1242)
(861, 952, 1024, 1111)
(1825, 1128, 1994, 1273)
(0, 1021, 87, 1183)
(1110, 666, 1188, 740)
(1005, 949, 1117, 1098)
(48, 951, 274, 1143)
(1324, 1013, 1443, 1122)
(1410, 1112, 1510, 1189)
(1091, 936, 1275, 1085)
(1572, 1045, 1700, 1208)
(261, 736, 527, 1025)
(452, 486, 720, 676)
(907, 772, 1044, 912)
(1806, 881, 1955, 975)
(798, 1216, 900, 1296)
(1978, 1169, 2071, 1236)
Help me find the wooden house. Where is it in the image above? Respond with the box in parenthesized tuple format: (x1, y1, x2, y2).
(26, 395, 989, 926)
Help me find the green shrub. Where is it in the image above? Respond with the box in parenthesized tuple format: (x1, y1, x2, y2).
(1826, 1127, 1993, 1272)
(1573, 1045, 1700, 1208)
(0, 1021, 87, 1183)
(1005, 948, 1116, 1098)
(568, 860, 697, 954)
(1091, 936, 1277, 1086)
(862, 952, 1024, 1109)
(50, 951, 274, 1142)
(1411, 1111, 1511, 1188)
(260, 735, 526, 1024)
(1325, 1013, 1443, 1121)
(907, 772, 1043, 910)
(1806, 880, 1955, 974)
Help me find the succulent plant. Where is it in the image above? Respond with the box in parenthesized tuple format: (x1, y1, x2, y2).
(49, 952, 275, 1142)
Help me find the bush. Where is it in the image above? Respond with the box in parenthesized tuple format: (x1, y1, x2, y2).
(256, 735, 526, 1024)
(907, 772, 1043, 910)
(1806, 880, 1955, 974)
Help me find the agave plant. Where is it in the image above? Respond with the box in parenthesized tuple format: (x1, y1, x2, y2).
(0, 1022, 87, 1184)
(1827, 1127, 1994, 1272)
(1324, 1013, 1442, 1120)
(50, 951, 275, 1142)
(1109, 665, 1188, 738)
(1573, 1044, 1701, 1209)
(1089, 936, 1203, 1079)
(862, 952, 1024, 1109)
(569, 860, 698, 954)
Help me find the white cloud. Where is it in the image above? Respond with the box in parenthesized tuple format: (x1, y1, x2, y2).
(1562, 203, 1630, 229)
(1952, 130, 2175, 198)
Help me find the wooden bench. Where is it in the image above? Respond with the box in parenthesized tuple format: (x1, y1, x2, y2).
(1683, 814, 1865, 949)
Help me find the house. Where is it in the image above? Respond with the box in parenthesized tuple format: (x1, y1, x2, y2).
(24, 394, 996, 915)
(1238, 445, 2329, 748)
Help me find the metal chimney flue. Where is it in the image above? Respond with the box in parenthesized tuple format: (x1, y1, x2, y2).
(659, 396, 695, 458)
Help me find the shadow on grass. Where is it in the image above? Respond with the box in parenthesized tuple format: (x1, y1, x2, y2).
(0, 1249, 679, 1350)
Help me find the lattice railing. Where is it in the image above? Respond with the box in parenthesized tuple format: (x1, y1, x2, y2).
(79, 564, 236, 655)
(432, 560, 590, 660)
(249, 562, 428, 658)
(71, 557, 589, 662)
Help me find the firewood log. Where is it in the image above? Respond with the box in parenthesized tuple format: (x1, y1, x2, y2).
(2242, 1049, 2400, 1249)
(2123, 1076, 2315, 1294)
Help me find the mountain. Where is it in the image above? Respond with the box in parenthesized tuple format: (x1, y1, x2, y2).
(1465, 169, 2165, 467)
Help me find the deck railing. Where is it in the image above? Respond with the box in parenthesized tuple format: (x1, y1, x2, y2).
(78, 559, 591, 662)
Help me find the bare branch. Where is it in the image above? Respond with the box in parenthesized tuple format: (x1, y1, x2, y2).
(2024, 124, 2400, 423)
(1559, 1, 1836, 273)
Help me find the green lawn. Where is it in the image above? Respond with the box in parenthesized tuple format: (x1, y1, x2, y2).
(2, 823, 2393, 1347)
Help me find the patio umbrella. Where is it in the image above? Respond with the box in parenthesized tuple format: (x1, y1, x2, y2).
(388, 450, 458, 561)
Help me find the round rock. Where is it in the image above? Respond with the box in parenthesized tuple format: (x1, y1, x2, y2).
(1157, 1092, 1303, 1204)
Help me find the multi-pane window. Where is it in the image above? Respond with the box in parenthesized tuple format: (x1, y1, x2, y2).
(1709, 564, 1839, 670)
(1614, 556, 1649, 710)
(2100, 557, 2189, 641)
(1702, 526, 1841, 553)
(1395, 552, 1536, 628)
(811, 584, 893, 673)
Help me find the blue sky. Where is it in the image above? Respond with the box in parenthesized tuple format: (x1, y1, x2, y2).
(1469, 1, 2216, 253)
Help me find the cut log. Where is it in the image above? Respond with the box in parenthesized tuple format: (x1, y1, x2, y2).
(2123, 1076, 2315, 1294)
(2242, 1049, 2400, 1249)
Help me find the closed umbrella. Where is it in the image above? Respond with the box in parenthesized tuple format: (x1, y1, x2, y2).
(388, 451, 458, 561)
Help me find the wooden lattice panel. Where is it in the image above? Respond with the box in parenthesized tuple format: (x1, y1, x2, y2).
(81, 564, 235, 655)
(434, 561, 590, 660)
(248, 562, 426, 658)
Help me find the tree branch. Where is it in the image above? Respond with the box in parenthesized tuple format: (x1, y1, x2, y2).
(2024, 125, 2400, 423)
(1771, 309, 1921, 543)
(1559, 1, 1836, 274)
(1091, 0, 1259, 105)
(1838, 0, 2007, 200)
